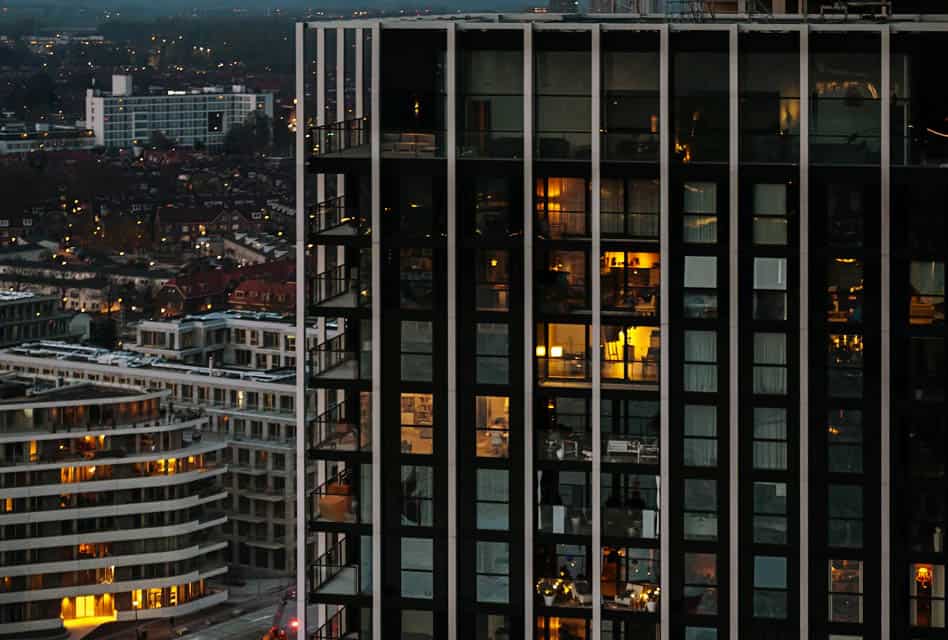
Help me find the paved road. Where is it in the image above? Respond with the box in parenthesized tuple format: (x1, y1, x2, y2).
(178, 605, 277, 640)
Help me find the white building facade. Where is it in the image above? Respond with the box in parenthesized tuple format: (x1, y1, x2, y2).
(85, 75, 274, 150)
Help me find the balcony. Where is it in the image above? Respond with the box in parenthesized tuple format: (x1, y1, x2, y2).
(312, 469, 366, 526)
(310, 333, 370, 382)
(311, 537, 370, 598)
(310, 402, 370, 456)
(312, 607, 363, 640)
(309, 195, 368, 239)
(311, 265, 371, 311)
(311, 118, 369, 158)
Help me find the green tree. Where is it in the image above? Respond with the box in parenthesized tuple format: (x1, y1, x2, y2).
(223, 111, 272, 156)
(148, 130, 175, 151)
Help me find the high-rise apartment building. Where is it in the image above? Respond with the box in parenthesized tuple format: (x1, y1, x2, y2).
(85, 74, 274, 151)
(0, 380, 229, 638)
(294, 9, 946, 640)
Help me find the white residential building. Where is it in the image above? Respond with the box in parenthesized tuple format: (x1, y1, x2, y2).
(0, 380, 228, 637)
(85, 75, 274, 150)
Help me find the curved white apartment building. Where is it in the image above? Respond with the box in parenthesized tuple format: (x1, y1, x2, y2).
(0, 380, 229, 639)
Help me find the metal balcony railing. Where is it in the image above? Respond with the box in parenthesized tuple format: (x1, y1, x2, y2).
(312, 265, 371, 309)
(310, 332, 370, 381)
(311, 401, 370, 454)
(309, 195, 368, 237)
(311, 118, 369, 157)
(311, 536, 368, 596)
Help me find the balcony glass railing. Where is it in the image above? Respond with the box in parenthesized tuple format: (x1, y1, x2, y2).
(311, 118, 370, 157)
(311, 265, 371, 309)
(309, 195, 368, 237)
(311, 537, 370, 596)
(311, 402, 370, 454)
(310, 333, 370, 381)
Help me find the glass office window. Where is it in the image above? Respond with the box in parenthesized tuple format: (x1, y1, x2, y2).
(536, 177, 588, 238)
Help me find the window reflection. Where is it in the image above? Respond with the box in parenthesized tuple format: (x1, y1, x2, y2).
(683, 553, 718, 616)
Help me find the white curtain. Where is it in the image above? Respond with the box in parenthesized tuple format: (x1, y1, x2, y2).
(683, 182, 717, 213)
(754, 332, 787, 395)
(685, 331, 718, 392)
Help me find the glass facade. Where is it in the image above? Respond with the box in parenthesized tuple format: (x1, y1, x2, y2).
(300, 18, 948, 640)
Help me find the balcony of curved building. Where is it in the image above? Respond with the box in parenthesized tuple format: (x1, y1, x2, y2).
(308, 195, 369, 242)
(310, 401, 370, 461)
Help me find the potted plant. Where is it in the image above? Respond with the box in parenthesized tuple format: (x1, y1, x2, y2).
(646, 587, 660, 613)
(542, 585, 556, 607)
